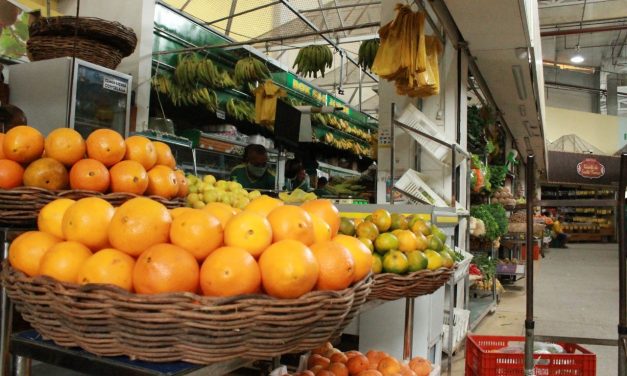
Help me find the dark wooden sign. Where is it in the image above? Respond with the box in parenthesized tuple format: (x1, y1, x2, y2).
(548, 151, 621, 187)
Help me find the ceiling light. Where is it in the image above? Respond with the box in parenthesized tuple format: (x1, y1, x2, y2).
(512, 65, 527, 101)
(570, 45, 584, 64)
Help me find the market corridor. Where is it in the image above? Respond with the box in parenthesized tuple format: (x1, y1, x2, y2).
(451, 243, 619, 376)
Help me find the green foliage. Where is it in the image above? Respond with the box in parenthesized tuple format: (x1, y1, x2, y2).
(486, 204, 508, 236)
(470, 204, 507, 241)
(473, 254, 496, 281)
(489, 165, 507, 191)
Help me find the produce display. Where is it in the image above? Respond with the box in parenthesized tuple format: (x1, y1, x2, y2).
(234, 56, 272, 84)
(0, 125, 186, 199)
(470, 204, 508, 242)
(358, 39, 380, 71)
(282, 341, 433, 376)
(9, 196, 371, 299)
(293, 45, 333, 78)
(338, 209, 460, 275)
(185, 173, 260, 209)
(278, 188, 318, 204)
(491, 187, 516, 207)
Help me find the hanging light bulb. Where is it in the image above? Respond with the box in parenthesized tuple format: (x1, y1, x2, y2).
(570, 45, 584, 64)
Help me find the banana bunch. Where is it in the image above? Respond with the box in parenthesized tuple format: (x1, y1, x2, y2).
(217, 68, 236, 88)
(168, 86, 218, 112)
(279, 189, 317, 204)
(293, 45, 333, 78)
(151, 74, 172, 95)
(358, 39, 379, 71)
(225, 98, 255, 123)
(311, 113, 327, 127)
(174, 54, 199, 87)
(234, 57, 271, 85)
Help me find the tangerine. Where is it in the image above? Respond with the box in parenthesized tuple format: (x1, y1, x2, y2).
(244, 195, 283, 216)
(8, 231, 60, 276)
(357, 371, 383, 376)
(300, 199, 340, 236)
(331, 235, 373, 282)
(153, 141, 176, 168)
(346, 354, 370, 375)
(371, 209, 392, 232)
(169, 207, 194, 219)
(37, 198, 76, 239)
(330, 352, 349, 363)
(3, 125, 44, 164)
(328, 362, 349, 376)
(310, 241, 355, 291)
(396, 230, 418, 252)
(355, 221, 379, 241)
(77, 248, 135, 291)
(408, 357, 431, 376)
(69, 158, 110, 192)
(377, 357, 401, 376)
(62, 197, 115, 250)
(85, 129, 126, 167)
(133, 243, 199, 294)
(124, 135, 157, 170)
(174, 169, 188, 197)
(267, 205, 315, 245)
(308, 354, 331, 369)
(311, 213, 332, 243)
(312, 342, 334, 356)
(0, 133, 4, 158)
(199, 246, 261, 296)
(44, 128, 85, 166)
(109, 160, 148, 195)
(146, 165, 178, 199)
(170, 209, 223, 260)
(258, 240, 319, 298)
(23, 157, 69, 190)
(366, 351, 388, 370)
(108, 197, 172, 256)
(38, 241, 92, 283)
(0, 159, 24, 188)
(224, 211, 272, 258)
(202, 202, 236, 229)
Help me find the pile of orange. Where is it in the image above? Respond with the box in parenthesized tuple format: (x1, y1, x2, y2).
(9, 196, 372, 299)
(0, 125, 187, 199)
(282, 342, 432, 376)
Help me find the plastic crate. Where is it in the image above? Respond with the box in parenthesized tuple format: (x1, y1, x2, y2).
(442, 308, 470, 354)
(395, 169, 449, 207)
(465, 335, 596, 376)
(395, 103, 450, 163)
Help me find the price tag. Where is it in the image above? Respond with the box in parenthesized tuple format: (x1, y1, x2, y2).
(216, 109, 226, 120)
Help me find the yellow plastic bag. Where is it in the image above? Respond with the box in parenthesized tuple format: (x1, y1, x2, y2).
(254, 80, 286, 125)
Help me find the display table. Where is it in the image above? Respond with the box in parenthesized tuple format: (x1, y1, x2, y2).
(10, 330, 251, 376)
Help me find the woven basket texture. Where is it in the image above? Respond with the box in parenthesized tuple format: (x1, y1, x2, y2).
(27, 36, 123, 69)
(368, 266, 455, 301)
(1, 264, 372, 364)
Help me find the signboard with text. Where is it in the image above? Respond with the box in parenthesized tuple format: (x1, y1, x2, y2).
(548, 151, 620, 186)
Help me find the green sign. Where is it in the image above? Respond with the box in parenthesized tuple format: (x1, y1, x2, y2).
(284, 73, 327, 104)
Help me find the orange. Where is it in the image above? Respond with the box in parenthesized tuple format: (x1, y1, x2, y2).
(377, 357, 401, 376)
(69, 158, 110, 193)
(311, 213, 332, 243)
(199, 246, 260, 296)
(267, 205, 315, 245)
(396, 230, 418, 252)
(146, 165, 178, 199)
(133, 243, 199, 294)
(62, 197, 115, 250)
(357, 371, 383, 376)
(224, 211, 272, 258)
(38, 241, 92, 283)
(170, 209, 223, 260)
(308, 354, 331, 369)
(301, 199, 340, 236)
(8, 231, 61, 276)
(85, 129, 126, 167)
(366, 351, 388, 370)
(44, 128, 85, 166)
(77, 248, 135, 291)
(37, 198, 76, 239)
(108, 197, 172, 256)
(202, 202, 236, 229)
(331, 235, 373, 282)
(258, 239, 319, 298)
(315, 371, 334, 376)
(0, 133, 4, 159)
(312, 342, 334, 356)
(3, 125, 44, 164)
(371, 209, 392, 232)
(310, 241, 355, 291)
(174, 169, 188, 197)
(169, 207, 194, 219)
(23, 158, 69, 190)
(244, 195, 283, 216)
(124, 135, 157, 170)
(330, 352, 349, 364)
(328, 362, 349, 376)
(399, 365, 417, 376)
(309, 366, 325, 375)
(408, 357, 431, 376)
(109, 160, 148, 195)
(345, 351, 363, 359)
(355, 221, 379, 241)
(414, 232, 428, 251)
(346, 354, 370, 375)
(153, 141, 176, 168)
(298, 372, 315, 376)
(0, 159, 24, 188)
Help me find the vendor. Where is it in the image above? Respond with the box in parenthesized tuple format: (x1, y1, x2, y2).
(229, 144, 276, 190)
(552, 215, 568, 249)
(313, 176, 332, 196)
(284, 158, 310, 191)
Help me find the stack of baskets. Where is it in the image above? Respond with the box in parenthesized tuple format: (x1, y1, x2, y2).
(27, 16, 137, 69)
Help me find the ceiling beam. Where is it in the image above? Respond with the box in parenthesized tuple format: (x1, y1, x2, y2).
(300, 1, 380, 13)
(265, 34, 379, 52)
(541, 24, 627, 37)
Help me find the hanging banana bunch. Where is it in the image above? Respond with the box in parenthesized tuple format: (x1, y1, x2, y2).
(234, 57, 271, 85)
(173, 54, 199, 87)
(358, 39, 379, 71)
(151, 74, 172, 95)
(226, 98, 255, 123)
(293, 45, 333, 78)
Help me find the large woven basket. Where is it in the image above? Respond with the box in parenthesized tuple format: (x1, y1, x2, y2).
(1, 264, 372, 364)
(27, 36, 124, 70)
(0, 187, 184, 227)
(368, 266, 456, 301)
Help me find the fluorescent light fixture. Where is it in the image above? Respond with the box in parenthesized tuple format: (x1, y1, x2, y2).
(519, 104, 526, 117)
(570, 45, 584, 64)
(512, 65, 527, 101)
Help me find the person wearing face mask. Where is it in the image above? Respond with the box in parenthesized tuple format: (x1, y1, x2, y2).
(230, 144, 276, 190)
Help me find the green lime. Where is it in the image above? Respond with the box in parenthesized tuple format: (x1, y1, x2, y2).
(390, 213, 408, 231)
(356, 221, 379, 241)
(339, 217, 356, 236)
(407, 250, 428, 272)
(358, 237, 374, 252)
(374, 233, 399, 254)
(372, 253, 383, 274)
(427, 235, 443, 252)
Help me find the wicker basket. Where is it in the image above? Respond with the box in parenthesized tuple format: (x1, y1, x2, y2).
(27, 36, 124, 70)
(1, 264, 372, 364)
(0, 187, 184, 226)
(368, 266, 456, 301)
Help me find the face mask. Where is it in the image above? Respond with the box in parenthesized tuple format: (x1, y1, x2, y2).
(247, 163, 267, 178)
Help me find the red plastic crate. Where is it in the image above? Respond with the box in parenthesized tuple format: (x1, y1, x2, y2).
(465, 335, 596, 375)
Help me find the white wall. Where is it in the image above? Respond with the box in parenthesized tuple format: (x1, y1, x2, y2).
(543, 66, 600, 114)
(545, 106, 620, 154)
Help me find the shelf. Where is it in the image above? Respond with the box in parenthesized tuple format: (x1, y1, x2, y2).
(468, 296, 497, 331)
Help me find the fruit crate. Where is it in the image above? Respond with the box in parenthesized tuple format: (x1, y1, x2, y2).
(465, 335, 596, 376)
(442, 308, 470, 355)
(453, 247, 473, 282)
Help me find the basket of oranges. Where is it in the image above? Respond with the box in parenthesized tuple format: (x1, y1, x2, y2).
(0, 126, 186, 226)
(1, 196, 373, 364)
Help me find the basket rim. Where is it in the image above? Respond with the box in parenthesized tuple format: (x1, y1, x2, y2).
(373, 264, 457, 281)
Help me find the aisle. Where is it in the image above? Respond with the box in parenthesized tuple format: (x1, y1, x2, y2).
(450, 243, 618, 376)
